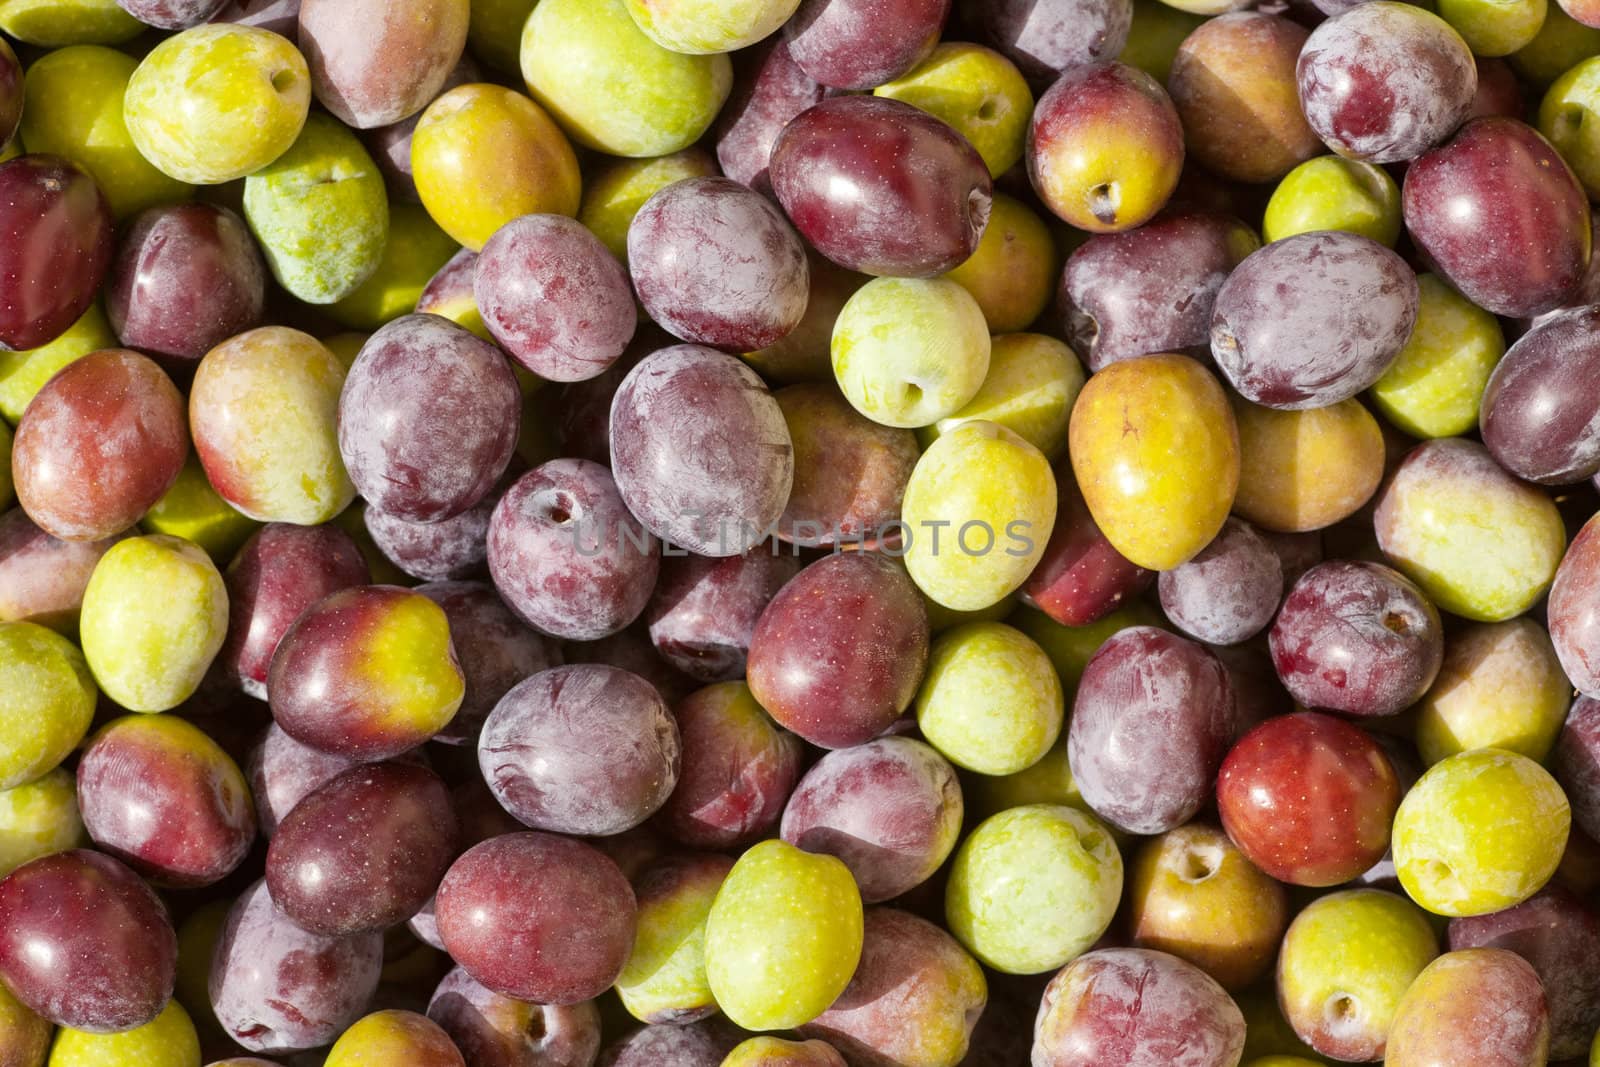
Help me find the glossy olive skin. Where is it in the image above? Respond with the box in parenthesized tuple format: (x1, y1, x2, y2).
(746, 552, 930, 749)
(0, 155, 115, 351)
(1021, 475, 1152, 628)
(1218, 712, 1402, 887)
(1481, 306, 1600, 485)
(1403, 118, 1592, 318)
(769, 95, 992, 277)
(0, 849, 176, 1034)
(266, 761, 458, 937)
(10, 348, 187, 542)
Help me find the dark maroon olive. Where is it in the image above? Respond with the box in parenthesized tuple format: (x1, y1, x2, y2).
(0, 155, 115, 351)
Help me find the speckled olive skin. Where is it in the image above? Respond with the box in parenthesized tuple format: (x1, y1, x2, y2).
(1377, 438, 1566, 623)
(0, 304, 118, 425)
(1127, 824, 1289, 991)
(436, 833, 637, 1006)
(714, 38, 825, 194)
(1218, 712, 1401, 887)
(1482, 306, 1600, 485)
(1263, 156, 1402, 246)
(13, 349, 186, 544)
(1276, 889, 1438, 1061)
(123, 24, 311, 185)
(1296, 2, 1476, 164)
(831, 277, 991, 429)
(190, 327, 355, 526)
(323, 1010, 465, 1067)
(0, 981, 49, 1067)
(1371, 272, 1504, 439)
(298, 0, 468, 129)
(771, 95, 991, 277)
(476, 214, 636, 382)
(1385, 950, 1550, 1067)
(1210, 231, 1418, 410)
(243, 113, 388, 305)
(0, 156, 114, 353)
(1027, 62, 1183, 233)
(626, 0, 802, 55)
(874, 42, 1034, 180)
(916, 622, 1063, 776)
(520, 0, 731, 158)
(801, 908, 986, 1067)
(1021, 476, 1151, 629)
(0, 768, 85, 879)
(1069, 626, 1233, 836)
(47, 999, 200, 1067)
(117, 0, 226, 28)
(1403, 117, 1592, 318)
(267, 585, 464, 761)
(945, 804, 1122, 974)
(1033, 949, 1245, 1067)
(1393, 748, 1571, 917)
(0, 622, 95, 791)
(79, 534, 228, 713)
(210, 879, 383, 1053)
(0, 850, 176, 1034)
(1060, 208, 1258, 372)
(705, 840, 864, 1031)
(646, 547, 798, 682)
(629, 176, 809, 353)
(1069, 354, 1237, 572)
(1158, 517, 1282, 646)
(77, 714, 254, 888)
(747, 552, 929, 749)
(659, 681, 802, 851)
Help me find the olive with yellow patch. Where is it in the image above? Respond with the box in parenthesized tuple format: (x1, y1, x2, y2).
(831, 277, 991, 429)
(78, 535, 228, 713)
(1393, 748, 1571, 917)
(875, 43, 1034, 179)
(1370, 274, 1504, 438)
(1438, 0, 1546, 56)
(323, 1010, 464, 1067)
(140, 453, 259, 563)
(1375, 437, 1566, 622)
(946, 805, 1122, 974)
(1416, 619, 1571, 765)
(1275, 889, 1439, 1062)
(123, 24, 311, 185)
(189, 326, 355, 526)
(0, 303, 117, 424)
(1027, 61, 1184, 233)
(0, 767, 85, 878)
(328, 202, 459, 331)
(916, 621, 1063, 776)
(579, 148, 718, 264)
(412, 84, 582, 252)
(1069, 353, 1238, 570)
(0, 0, 140, 46)
(615, 852, 733, 1024)
(704, 840, 864, 1032)
(1127, 823, 1289, 991)
(725, 1037, 846, 1066)
(624, 0, 802, 54)
(902, 421, 1057, 612)
(173, 899, 229, 1037)
(918, 333, 1083, 460)
(0, 622, 96, 788)
(0, 980, 49, 1067)
(521, 0, 732, 158)
(268, 585, 464, 762)
(941, 195, 1057, 335)
(1386, 949, 1551, 1067)
(48, 999, 200, 1067)
(1229, 394, 1383, 533)
(20, 45, 192, 219)
(243, 113, 389, 305)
